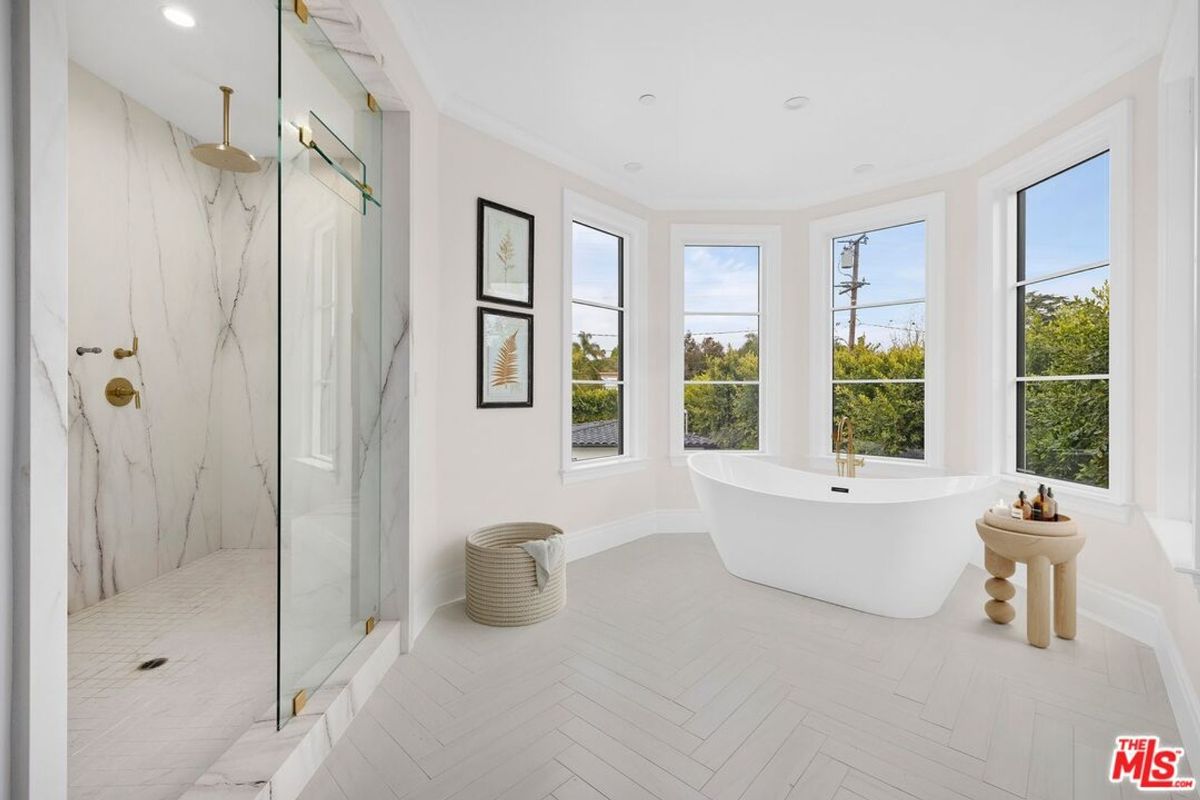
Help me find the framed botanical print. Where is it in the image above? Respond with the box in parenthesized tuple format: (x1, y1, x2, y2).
(478, 307, 534, 408)
(477, 198, 534, 308)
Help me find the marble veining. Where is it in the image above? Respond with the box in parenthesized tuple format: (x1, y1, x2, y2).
(67, 63, 277, 612)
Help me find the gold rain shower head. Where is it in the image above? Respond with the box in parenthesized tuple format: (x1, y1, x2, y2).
(191, 85, 261, 173)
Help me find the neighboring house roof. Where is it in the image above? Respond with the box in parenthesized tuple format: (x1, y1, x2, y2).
(572, 420, 620, 448)
(571, 420, 717, 449)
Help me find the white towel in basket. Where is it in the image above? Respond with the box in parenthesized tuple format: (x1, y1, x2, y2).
(519, 534, 565, 591)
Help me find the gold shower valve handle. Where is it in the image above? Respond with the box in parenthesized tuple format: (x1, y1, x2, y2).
(105, 377, 141, 409)
(114, 336, 138, 359)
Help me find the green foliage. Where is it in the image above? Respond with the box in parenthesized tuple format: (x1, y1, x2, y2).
(1020, 282, 1110, 487)
(832, 327, 925, 458)
(572, 334, 621, 424)
(572, 280, 1109, 482)
(683, 333, 759, 449)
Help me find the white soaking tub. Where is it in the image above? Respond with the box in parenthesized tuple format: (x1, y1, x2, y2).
(688, 453, 997, 618)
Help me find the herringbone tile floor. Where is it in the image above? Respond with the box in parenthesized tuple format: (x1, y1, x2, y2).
(298, 534, 1191, 800)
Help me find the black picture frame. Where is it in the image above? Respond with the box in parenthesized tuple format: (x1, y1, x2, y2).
(477, 306, 534, 408)
(477, 198, 535, 308)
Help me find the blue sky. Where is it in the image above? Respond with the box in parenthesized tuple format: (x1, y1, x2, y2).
(574, 151, 1108, 355)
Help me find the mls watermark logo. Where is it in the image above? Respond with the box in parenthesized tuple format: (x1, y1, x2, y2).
(1109, 736, 1196, 791)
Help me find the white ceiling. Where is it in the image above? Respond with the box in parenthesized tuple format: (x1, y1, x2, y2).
(68, 0, 278, 157)
(384, 0, 1176, 209)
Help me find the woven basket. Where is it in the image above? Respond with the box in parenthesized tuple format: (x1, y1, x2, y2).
(465, 522, 566, 627)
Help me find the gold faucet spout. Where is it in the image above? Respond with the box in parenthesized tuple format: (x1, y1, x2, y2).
(833, 415, 864, 478)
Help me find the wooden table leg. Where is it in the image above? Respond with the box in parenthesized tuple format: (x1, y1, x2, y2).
(1054, 557, 1077, 640)
(984, 546, 1016, 624)
(1027, 555, 1051, 648)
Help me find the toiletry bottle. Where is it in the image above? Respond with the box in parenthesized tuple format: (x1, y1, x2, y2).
(1012, 491, 1029, 520)
(1022, 492, 1033, 520)
(1045, 487, 1057, 521)
(1032, 484, 1045, 521)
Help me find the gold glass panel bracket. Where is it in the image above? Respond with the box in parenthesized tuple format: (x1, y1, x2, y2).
(294, 0, 309, 23)
(296, 114, 381, 213)
(105, 377, 141, 409)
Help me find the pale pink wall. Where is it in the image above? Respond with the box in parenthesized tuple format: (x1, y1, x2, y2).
(432, 118, 658, 585)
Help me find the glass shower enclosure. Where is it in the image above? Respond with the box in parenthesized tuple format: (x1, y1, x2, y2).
(277, 2, 383, 727)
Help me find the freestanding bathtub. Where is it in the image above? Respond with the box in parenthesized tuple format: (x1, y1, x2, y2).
(688, 453, 998, 618)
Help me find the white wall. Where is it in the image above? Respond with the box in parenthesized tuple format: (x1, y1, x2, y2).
(429, 117, 658, 600)
(0, 0, 14, 792)
(66, 64, 278, 612)
(12, 0, 68, 794)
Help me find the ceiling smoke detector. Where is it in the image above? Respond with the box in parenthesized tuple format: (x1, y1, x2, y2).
(623, 162, 644, 173)
(783, 95, 810, 111)
(853, 163, 875, 175)
(638, 93, 657, 106)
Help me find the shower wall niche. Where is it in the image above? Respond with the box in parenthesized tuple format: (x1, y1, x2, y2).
(66, 63, 278, 612)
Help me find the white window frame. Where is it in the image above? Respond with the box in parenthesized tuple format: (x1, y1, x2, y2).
(561, 190, 648, 483)
(669, 224, 781, 466)
(808, 193, 946, 471)
(977, 102, 1132, 509)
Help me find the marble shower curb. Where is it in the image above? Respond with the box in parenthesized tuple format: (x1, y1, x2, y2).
(180, 620, 400, 800)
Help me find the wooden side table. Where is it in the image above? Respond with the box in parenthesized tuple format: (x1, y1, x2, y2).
(975, 520, 1086, 648)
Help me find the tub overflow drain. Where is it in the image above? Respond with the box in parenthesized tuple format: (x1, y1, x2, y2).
(137, 657, 167, 671)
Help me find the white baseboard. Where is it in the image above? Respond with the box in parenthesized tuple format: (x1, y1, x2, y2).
(411, 509, 707, 642)
(968, 551, 1200, 764)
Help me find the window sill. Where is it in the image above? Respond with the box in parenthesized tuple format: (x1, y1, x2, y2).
(1145, 515, 1200, 581)
(561, 457, 649, 484)
(997, 474, 1130, 523)
(669, 451, 775, 468)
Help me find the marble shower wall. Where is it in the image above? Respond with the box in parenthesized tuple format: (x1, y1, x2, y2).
(67, 64, 277, 613)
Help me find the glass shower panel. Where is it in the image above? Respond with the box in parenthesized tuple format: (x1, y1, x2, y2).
(277, 2, 382, 727)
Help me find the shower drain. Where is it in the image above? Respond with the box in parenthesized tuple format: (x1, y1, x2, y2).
(137, 657, 167, 671)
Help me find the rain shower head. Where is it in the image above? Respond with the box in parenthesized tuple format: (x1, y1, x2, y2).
(191, 85, 261, 173)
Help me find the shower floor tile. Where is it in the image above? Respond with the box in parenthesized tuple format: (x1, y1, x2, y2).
(68, 548, 276, 800)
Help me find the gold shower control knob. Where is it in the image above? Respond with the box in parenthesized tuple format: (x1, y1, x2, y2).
(114, 336, 138, 359)
(105, 377, 141, 409)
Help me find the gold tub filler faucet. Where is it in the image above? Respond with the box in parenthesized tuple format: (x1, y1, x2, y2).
(833, 415, 864, 478)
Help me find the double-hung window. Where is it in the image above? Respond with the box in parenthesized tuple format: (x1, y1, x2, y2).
(809, 195, 945, 467)
(569, 222, 625, 461)
(1015, 153, 1111, 489)
(562, 191, 646, 480)
(978, 103, 1129, 504)
(670, 225, 780, 461)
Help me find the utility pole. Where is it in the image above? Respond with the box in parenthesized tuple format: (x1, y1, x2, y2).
(836, 234, 869, 349)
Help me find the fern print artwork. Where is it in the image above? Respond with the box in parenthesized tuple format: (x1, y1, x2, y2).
(479, 308, 532, 407)
(491, 331, 519, 387)
(478, 199, 533, 307)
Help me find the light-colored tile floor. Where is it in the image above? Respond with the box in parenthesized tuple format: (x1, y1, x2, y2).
(69, 548, 275, 800)
(298, 533, 1192, 800)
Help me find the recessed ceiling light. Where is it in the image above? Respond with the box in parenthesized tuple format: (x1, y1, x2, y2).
(853, 163, 875, 174)
(783, 95, 810, 111)
(161, 6, 196, 28)
(623, 162, 643, 173)
(638, 94, 657, 106)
